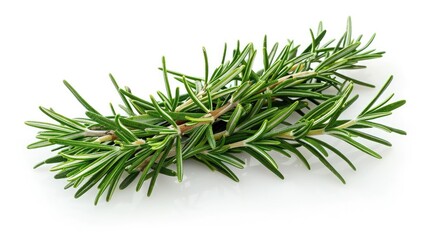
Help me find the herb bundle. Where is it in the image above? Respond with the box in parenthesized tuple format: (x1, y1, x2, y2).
(26, 18, 405, 204)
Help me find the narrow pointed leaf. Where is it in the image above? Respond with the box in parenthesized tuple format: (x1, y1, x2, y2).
(119, 171, 140, 190)
(39, 107, 85, 130)
(175, 136, 184, 182)
(183, 76, 209, 113)
(226, 104, 244, 135)
(369, 100, 406, 114)
(346, 129, 392, 146)
(206, 125, 216, 149)
(316, 42, 360, 71)
(25, 121, 74, 133)
(161, 56, 173, 100)
(247, 144, 278, 169)
(266, 101, 298, 132)
(109, 73, 135, 115)
(245, 120, 268, 143)
(136, 148, 163, 191)
(331, 133, 382, 159)
(299, 140, 346, 184)
(360, 76, 393, 115)
(307, 137, 356, 170)
(49, 138, 117, 150)
(150, 95, 178, 129)
(242, 147, 284, 179)
(147, 138, 174, 196)
(237, 107, 278, 131)
(63, 80, 99, 113)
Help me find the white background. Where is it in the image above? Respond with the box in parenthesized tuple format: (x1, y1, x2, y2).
(0, 0, 427, 239)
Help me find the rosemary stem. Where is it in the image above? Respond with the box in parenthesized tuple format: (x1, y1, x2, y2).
(175, 91, 205, 112)
(194, 71, 316, 140)
(84, 129, 111, 137)
(335, 119, 356, 129)
(137, 101, 238, 171)
(178, 100, 237, 134)
(275, 71, 315, 86)
(137, 116, 369, 172)
(213, 131, 226, 140)
(94, 135, 113, 143)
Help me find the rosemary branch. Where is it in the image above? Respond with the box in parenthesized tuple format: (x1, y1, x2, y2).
(26, 18, 405, 204)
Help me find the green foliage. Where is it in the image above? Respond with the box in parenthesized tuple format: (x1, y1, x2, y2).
(26, 18, 405, 204)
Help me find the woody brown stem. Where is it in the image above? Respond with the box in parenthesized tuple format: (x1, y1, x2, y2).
(178, 101, 237, 135)
(137, 101, 238, 171)
(137, 71, 315, 171)
(84, 130, 118, 142)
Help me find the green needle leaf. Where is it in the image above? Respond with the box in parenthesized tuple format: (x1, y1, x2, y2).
(147, 137, 174, 196)
(183, 124, 208, 154)
(119, 171, 140, 190)
(247, 144, 278, 169)
(161, 56, 173, 101)
(136, 148, 163, 191)
(266, 101, 298, 132)
(278, 141, 311, 170)
(369, 100, 406, 114)
(39, 107, 86, 131)
(175, 136, 184, 182)
(358, 120, 406, 135)
(119, 89, 155, 110)
(263, 35, 269, 71)
(206, 125, 216, 149)
(331, 133, 382, 159)
(333, 72, 375, 88)
(242, 146, 284, 179)
(308, 137, 356, 171)
(360, 76, 393, 115)
(69, 151, 118, 181)
(85, 111, 116, 129)
(27, 140, 53, 149)
(206, 89, 213, 111)
(226, 104, 244, 135)
(345, 16, 352, 46)
(316, 42, 361, 71)
(244, 119, 268, 143)
(116, 115, 138, 143)
(150, 95, 178, 129)
(303, 137, 328, 157)
(237, 106, 278, 131)
(221, 43, 227, 64)
(346, 129, 392, 146)
(49, 138, 117, 150)
(106, 158, 127, 202)
(203, 47, 209, 86)
(209, 65, 246, 92)
(25, 121, 74, 133)
(358, 111, 392, 121)
(109, 73, 135, 116)
(183, 76, 209, 113)
(299, 140, 346, 184)
(157, 91, 173, 111)
(63, 80, 99, 114)
(197, 154, 239, 182)
(206, 153, 244, 169)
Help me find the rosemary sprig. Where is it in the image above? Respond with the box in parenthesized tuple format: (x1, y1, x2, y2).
(26, 18, 405, 204)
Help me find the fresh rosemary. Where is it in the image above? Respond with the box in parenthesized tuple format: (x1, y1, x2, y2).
(26, 18, 405, 204)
